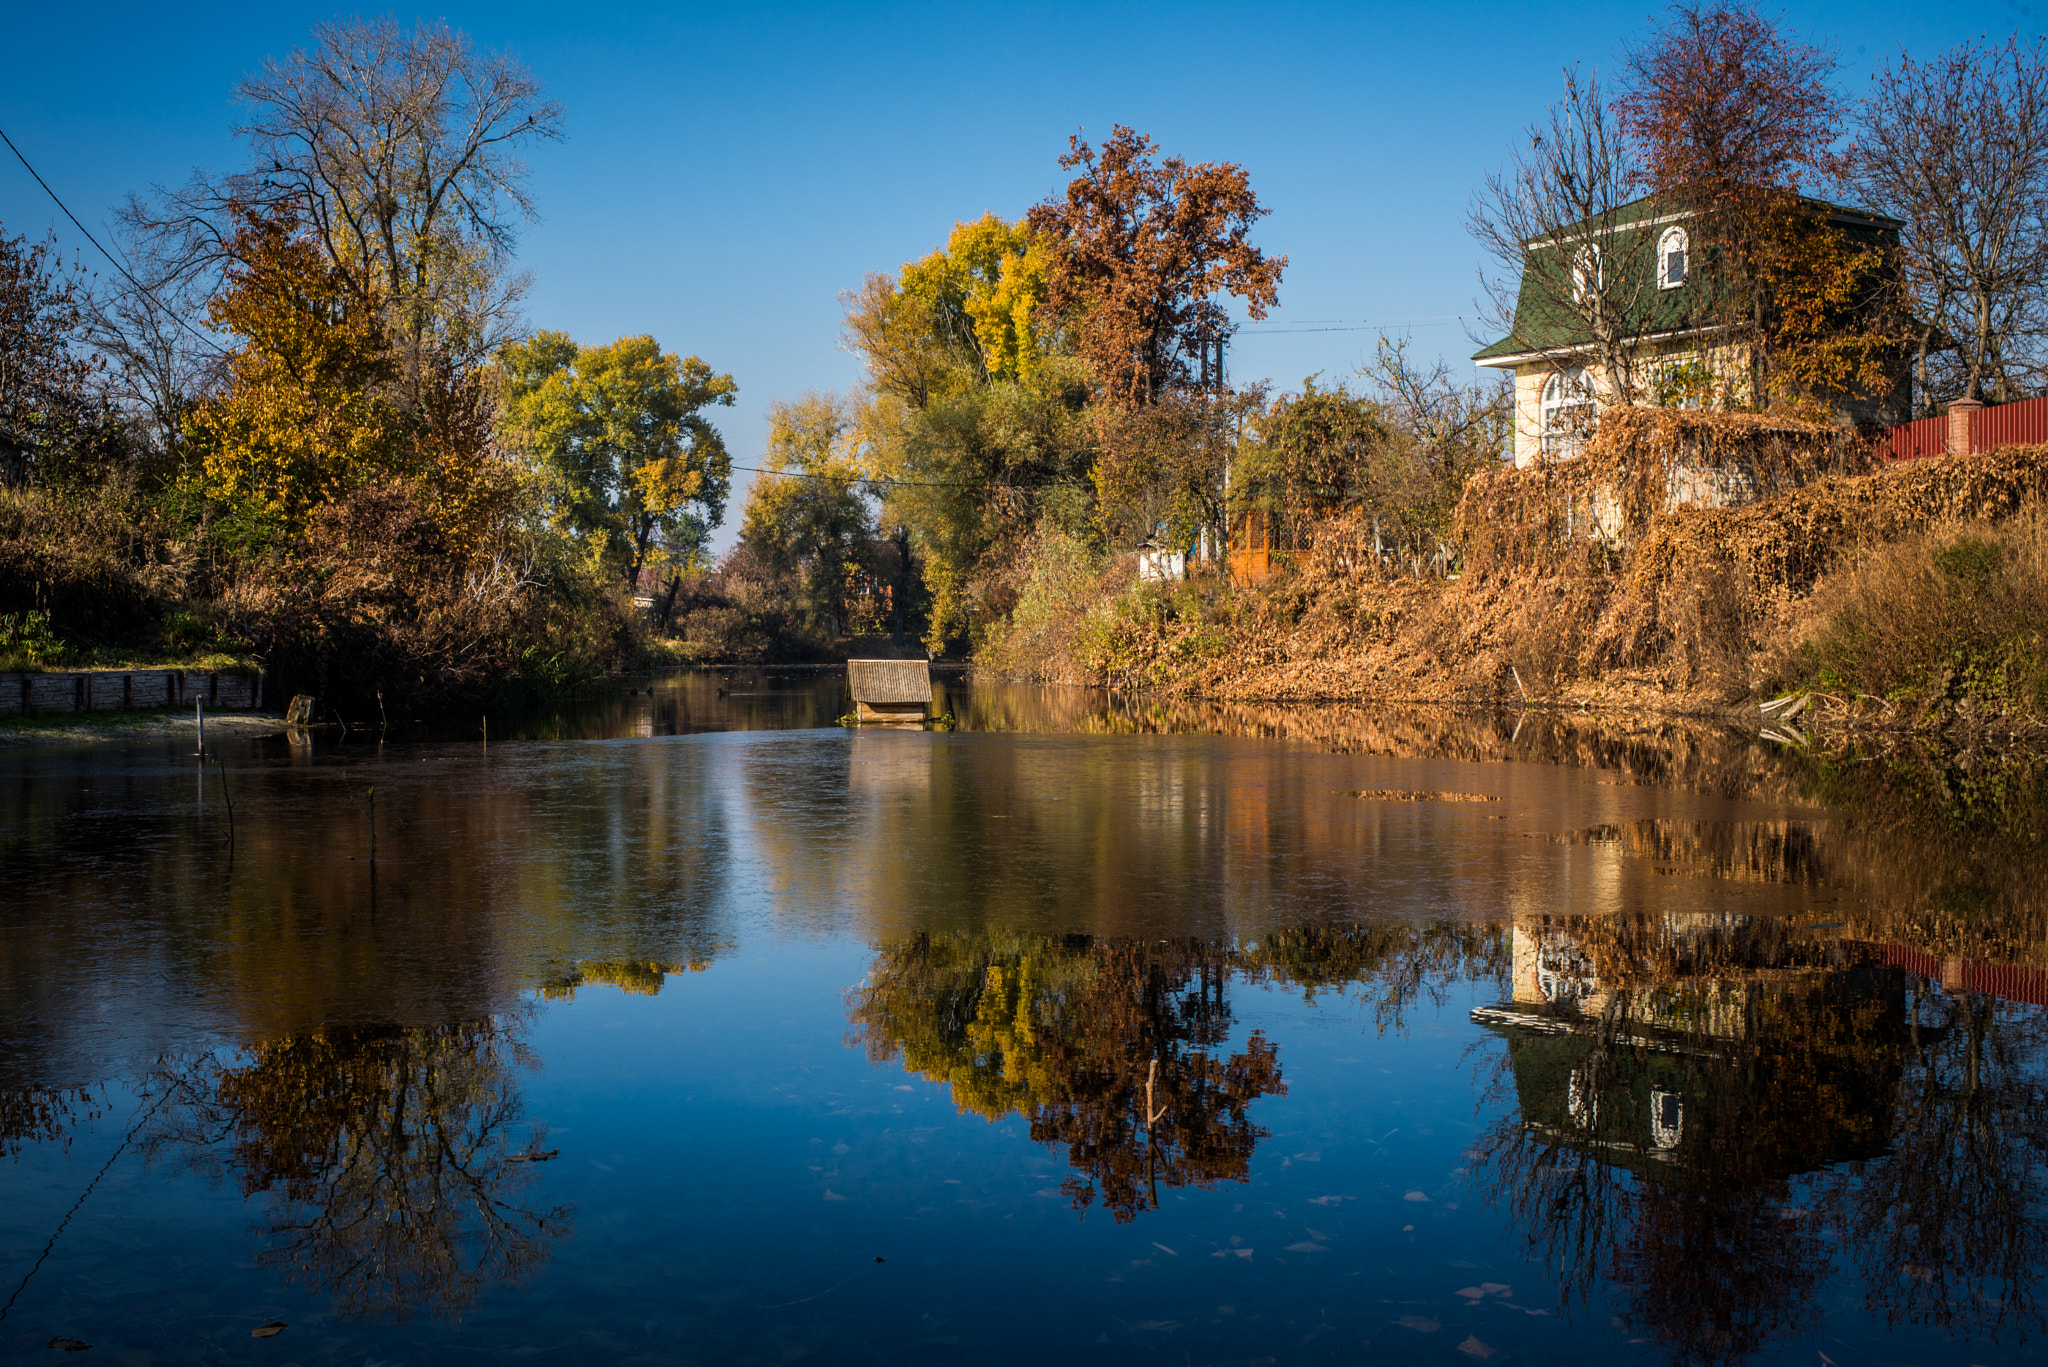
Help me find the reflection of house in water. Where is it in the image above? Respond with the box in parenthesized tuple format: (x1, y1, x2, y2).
(1477, 895, 2048, 1184)
(1473, 913, 1910, 1179)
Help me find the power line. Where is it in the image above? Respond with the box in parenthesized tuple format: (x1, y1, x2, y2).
(1236, 318, 1471, 335)
(731, 461, 1086, 492)
(0, 121, 229, 357)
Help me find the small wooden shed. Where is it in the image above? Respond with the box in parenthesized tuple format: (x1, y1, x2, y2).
(846, 658, 931, 723)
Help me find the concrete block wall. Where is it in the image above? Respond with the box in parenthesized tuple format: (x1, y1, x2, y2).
(0, 669, 263, 716)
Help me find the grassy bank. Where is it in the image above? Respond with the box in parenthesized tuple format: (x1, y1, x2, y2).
(0, 708, 288, 749)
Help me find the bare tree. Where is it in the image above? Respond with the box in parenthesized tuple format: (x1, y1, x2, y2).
(1362, 334, 1513, 474)
(126, 17, 563, 384)
(79, 223, 226, 466)
(1857, 34, 2048, 409)
(1468, 68, 1655, 416)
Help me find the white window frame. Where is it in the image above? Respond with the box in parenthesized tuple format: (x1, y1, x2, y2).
(1650, 1089, 1684, 1149)
(1570, 244, 1603, 304)
(1540, 366, 1597, 458)
(1658, 226, 1689, 290)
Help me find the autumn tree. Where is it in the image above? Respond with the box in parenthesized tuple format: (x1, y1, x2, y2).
(0, 226, 108, 485)
(1616, 3, 1904, 413)
(843, 215, 1095, 649)
(500, 331, 735, 586)
(1856, 34, 2048, 408)
(189, 210, 408, 534)
(1090, 386, 1258, 552)
(1026, 125, 1284, 409)
(735, 392, 877, 641)
(130, 17, 562, 389)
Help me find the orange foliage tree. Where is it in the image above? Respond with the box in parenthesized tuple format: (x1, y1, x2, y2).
(1616, 3, 1904, 414)
(1026, 125, 1284, 410)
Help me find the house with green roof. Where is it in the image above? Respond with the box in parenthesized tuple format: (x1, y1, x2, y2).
(1472, 193, 1908, 468)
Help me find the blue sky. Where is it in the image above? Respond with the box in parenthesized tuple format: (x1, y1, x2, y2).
(0, 0, 2019, 550)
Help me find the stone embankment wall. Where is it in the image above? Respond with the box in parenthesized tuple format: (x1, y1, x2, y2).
(0, 669, 263, 716)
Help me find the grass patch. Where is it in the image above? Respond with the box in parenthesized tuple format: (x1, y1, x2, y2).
(1788, 509, 2048, 718)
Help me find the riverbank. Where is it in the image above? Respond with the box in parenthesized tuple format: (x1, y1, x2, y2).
(975, 433, 2048, 743)
(0, 708, 290, 751)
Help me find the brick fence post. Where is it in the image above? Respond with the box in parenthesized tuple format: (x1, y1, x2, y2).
(1947, 396, 1984, 456)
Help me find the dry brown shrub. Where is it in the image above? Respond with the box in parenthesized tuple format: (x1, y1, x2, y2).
(1780, 507, 2048, 708)
(219, 480, 623, 713)
(0, 477, 194, 648)
(1454, 406, 1866, 576)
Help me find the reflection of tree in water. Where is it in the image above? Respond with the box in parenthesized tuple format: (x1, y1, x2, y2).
(0, 1085, 103, 1159)
(851, 933, 1281, 1222)
(538, 956, 716, 1000)
(1471, 910, 2048, 1365)
(1849, 987, 2048, 1341)
(850, 922, 1506, 1222)
(147, 1018, 567, 1323)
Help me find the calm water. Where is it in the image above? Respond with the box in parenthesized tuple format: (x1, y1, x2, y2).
(3, 672, 2046, 1365)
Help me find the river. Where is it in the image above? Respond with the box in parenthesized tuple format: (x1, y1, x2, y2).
(3, 670, 2044, 1364)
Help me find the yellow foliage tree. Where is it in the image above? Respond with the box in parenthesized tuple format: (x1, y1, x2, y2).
(898, 212, 1053, 384)
(499, 331, 735, 584)
(191, 211, 409, 533)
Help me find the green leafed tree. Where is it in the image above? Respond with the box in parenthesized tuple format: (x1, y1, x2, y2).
(736, 392, 877, 640)
(499, 331, 735, 586)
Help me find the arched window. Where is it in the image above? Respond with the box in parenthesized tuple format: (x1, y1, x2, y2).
(1651, 1090, 1684, 1150)
(1570, 244, 1602, 303)
(1541, 366, 1596, 457)
(1658, 226, 1690, 288)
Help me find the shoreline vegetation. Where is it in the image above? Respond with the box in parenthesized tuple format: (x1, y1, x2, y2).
(3, 13, 2045, 751)
(965, 411, 2048, 746)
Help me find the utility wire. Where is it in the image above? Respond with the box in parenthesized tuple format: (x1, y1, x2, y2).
(731, 461, 1087, 492)
(0, 1086, 172, 1325)
(0, 121, 229, 357)
(1236, 318, 1470, 335)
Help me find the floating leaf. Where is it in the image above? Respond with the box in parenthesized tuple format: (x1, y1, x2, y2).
(47, 1338, 90, 1352)
(250, 1321, 287, 1339)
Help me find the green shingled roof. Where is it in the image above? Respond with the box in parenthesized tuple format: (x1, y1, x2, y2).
(1471, 192, 1900, 365)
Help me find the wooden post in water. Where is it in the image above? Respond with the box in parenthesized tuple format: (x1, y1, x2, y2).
(195, 699, 205, 755)
(846, 658, 931, 724)
(215, 752, 235, 849)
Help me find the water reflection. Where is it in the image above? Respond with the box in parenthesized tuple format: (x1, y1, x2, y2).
(6, 683, 2048, 1360)
(1471, 907, 2048, 1364)
(142, 1016, 566, 1324)
(850, 923, 1506, 1222)
(0, 1086, 103, 1160)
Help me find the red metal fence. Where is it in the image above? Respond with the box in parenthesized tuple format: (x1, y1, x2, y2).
(1877, 942, 2048, 1008)
(1974, 393, 2048, 448)
(1886, 393, 2048, 460)
(1884, 412, 1948, 461)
